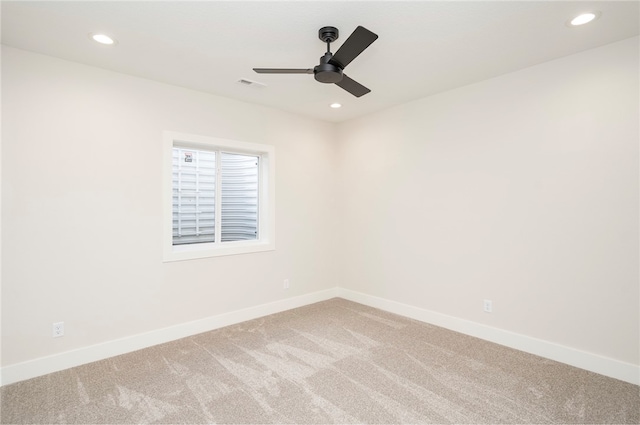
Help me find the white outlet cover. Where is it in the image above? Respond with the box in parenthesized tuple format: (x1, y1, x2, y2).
(483, 300, 493, 313)
(53, 322, 64, 337)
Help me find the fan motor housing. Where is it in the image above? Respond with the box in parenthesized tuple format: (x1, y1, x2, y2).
(314, 63, 343, 83)
(314, 52, 343, 83)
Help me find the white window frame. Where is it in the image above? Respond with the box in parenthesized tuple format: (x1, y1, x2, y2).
(163, 131, 275, 261)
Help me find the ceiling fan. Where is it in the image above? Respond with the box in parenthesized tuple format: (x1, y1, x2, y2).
(253, 26, 378, 97)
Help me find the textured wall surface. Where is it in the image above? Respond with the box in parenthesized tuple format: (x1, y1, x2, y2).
(1, 46, 339, 367)
(336, 37, 639, 365)
(1, 36, 638, 379)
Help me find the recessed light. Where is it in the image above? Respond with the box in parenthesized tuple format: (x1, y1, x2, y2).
(89, 33, 117, 45)
(330, 103, 342, 109)
(569, 12, 600, 26)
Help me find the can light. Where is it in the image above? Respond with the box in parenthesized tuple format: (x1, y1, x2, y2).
(330, 103, 342, 109)
(569, 12, 600, 26)
(89, 33, 116, 45)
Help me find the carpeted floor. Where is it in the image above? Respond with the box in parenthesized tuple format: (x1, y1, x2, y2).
(1, 298, 638, 424)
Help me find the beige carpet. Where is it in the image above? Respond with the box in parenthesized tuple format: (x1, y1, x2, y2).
(1, 298, 638, 424)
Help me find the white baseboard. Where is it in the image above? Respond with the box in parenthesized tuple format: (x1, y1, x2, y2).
(0, 288, 339, 386)
(337, 288, 639, 385)
(3, 287, 638, 387)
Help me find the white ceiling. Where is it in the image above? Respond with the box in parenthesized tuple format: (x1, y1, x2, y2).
(2, 1, 638, 123)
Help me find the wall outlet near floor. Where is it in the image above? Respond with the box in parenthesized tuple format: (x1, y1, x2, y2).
(483, 299, 493, 313)
(52, 322, 64, 338)
(283, 279, 290, 290)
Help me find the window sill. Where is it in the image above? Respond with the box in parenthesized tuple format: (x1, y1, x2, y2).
(163, 240, 275, 262)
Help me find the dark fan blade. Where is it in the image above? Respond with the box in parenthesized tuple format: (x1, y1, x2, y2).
(335, 74, 370, 97)
(330, 26, 378, 68)
(253, 68, 313, 74)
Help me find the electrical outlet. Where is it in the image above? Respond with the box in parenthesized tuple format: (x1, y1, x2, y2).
(483, 299, 493, 313)
(283, 279, 290, 290)
(52, 322, 64, 338)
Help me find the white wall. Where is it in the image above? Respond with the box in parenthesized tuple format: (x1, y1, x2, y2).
(1, 47, 338, 368)
(2, 36, 638, 385)
(337, 37, 639, 367)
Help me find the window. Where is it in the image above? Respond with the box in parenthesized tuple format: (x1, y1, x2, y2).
(172, 149, 259, 245)
(163, 131, 275, 261)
